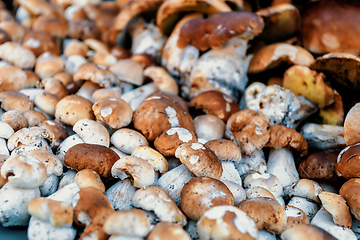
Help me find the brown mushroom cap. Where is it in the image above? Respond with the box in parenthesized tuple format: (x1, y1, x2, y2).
(32, 15, 69, 38)
(22, 109, 48, 127)
(55, 95, 94, 126)
(301, 1, 360, 55)
(340, 178, 360, 220)
(344, 103, 360, 146)
(284, 205, 310, 231)
(68, 19, 100, 41)
(133, 92, 194, 141)
(265, 124, 308, 156)
(148, 222, 191, 240)
(0, 91, 33, 113)
(92, 97, 133, 129)
(154, 127, 197, 157)
(1, 110, 28, 131)
(64, 143, 119, 178)
(298, 151, 337, 180)
(177, 11, 264, 51)
(205, 139, 242, 162)
(280, 223, 337, 240)
(0, 66, 27, 92)
(190, 90, 240, 122)
(74, 169, 105, 192)
(180, 177, 234, 220)
(39, 120, 68, 150)
(22, 31, 60, 57)
(237, 197, 286, 233)
(175, 142, 223, 179)
(35, 52, 65, 79)
(226, 109, 270, 155)
(336, 143, 360, 179)
(73, 63, 117, 88)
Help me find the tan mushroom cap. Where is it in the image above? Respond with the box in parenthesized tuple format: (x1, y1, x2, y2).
(22, 31, 60, 57)
(177, 11, 263, 51)
(39, 120, 68, 150)
(17, 0, 62, 17)
(154, 127, 197, 157)
(111, 128, 149, 154)
(55, 95, 94, 126)
(190, 90, 240, 122)
(281, 223, 337, 240)
(35, 52, 65, 79)
(336, 143, 360, 179)
(248, 43, 315, 74)
(298, 151, 337, 181)
(246, 186, 276, 200)
(34, 91, 60, 116)
(74, 169, 105, 193)
(63, 40, 88, 58)
(6, 126, 50, 151)
(301, 1, 360, 55)
(148, 222, 191, 240)
(344, 103, 360, 146)
(131, 146, 168, 173)
(198, 205, 258, 240)
(132, 185, 187, 226)
(41, 78, 68, 99)
(73, 62, 117, 88)
(284, 205, 310, 231)
(0, 91, 33, 113)
(0, 65, 27, 92)
(73, 187, 114, 240)
(265, 124, 308, 156)
(340, 178, 360, 220)
(32, 15, 69, 38)
(205, 139, 242, 162)
(180, 176, 234, 220)
(28, 149, 63, 177)
(133, 92, 194, 141)
(143, 66, 179, 95)
(318, 191, 352, 228)
(64, 143, 119, 178)
(243, 173, 283, 199)
(175, 142, 223, 179)
(0, 42, 36, 69)
(109, 59, 144, 86)
(24, 70, 41, 88)
(1, 154, 47, 188)
(92, 51, 117, 67)
(0, 21, 27, 43)
(226, 109, 270, 155)
(104, 209, 150, 237)
(73, 119, 110, 147)
(22, 109, 48, 127)
(92, 97, 132, 129)
(237, 197, 286, 233)
(288, 179, 323, 204)
(111, 156, 155, 188)
(1, 110, 29, 132)
(92, 88, 122, 102)
(0, 28, 10, 45)
(28, 197, 73, 227)
(110, 46, 129, 60)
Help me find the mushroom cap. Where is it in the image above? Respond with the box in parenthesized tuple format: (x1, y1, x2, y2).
(63, 40, 88, 58)
(0, 91, 33, 113)
(148, 222, 191, 240)
(318, 191, 352, 228)
(68, 19, 100, 41)
(92, 97, 133, 129)
(0, 65, 27, 92)
(190, 90, 240, 122)
(243, 172, 283, 198)
(288, 179, 323, 204)
(28, 150, 63, 177)
(111, 128, 149, 154)
(154, 127, 197, 157)
(248, 43, 315, 74)
(35, 52, 65, 79)
(246, 186, 275, 200)
(22, 31, 60, 57)
(205, 139, 242, 162)
(73, 119, 110, 147)
(1, 110, 29, 132)
(0, 42, 36, 69)
(197, 205, 258, 240)
(131, 146, 168, 173)
(180, 176, 234, 220)
(32, 15, 69, 38)
(280, 223, 337, 240)
(109, 59, 144, 86)
(301, 1, 360, 55)
(74, 62, 118, 88)
(103, 209, 151, 237)
(226, 109, 270, 155)
(340, 178, 360, 219)
(175, 142, 223, 179)
(132, 185, 187, 226)
(298, 151, 337, 180)
(193, 115, 225, 142)
(1, 154, 47, 188)
(6, 126, 51, 152)
(336, 143, 360, 179)
(344, 103, 360, 146)
(133, 92, 194, 141)
(284, 205, 310, 231)
(74, 169, 105, 193)
(39, 120, 68, 150)
(265, 124, 308, 156)
(143, 66, 179, 95)
(34, 91, 60, 116)
(28, 197, 73, 227)
(64, 143, 119, 178)
(177, 11, 264, 51)
(237, 197, 286, 233)
(55, 95, 94, 126)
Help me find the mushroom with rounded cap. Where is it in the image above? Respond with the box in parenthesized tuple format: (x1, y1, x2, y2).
(148, 221, 191, 240)
(246, 186, 276, 200)
(283, 205, 310, 231)
(73, 119, 110, 147)
(0, 41, 36, 69)
(281, 223, 337, 240)
(39, 120, 68, 150)
(144, 66, 179, 95)
(205, 139, 242, 162)
(73, 62, 117, 88)
(288, 179, 323, 204)
(197, 205, 259, 240)
(74, 169, 105, 193)
(194, 115, 225, 142)
(336, 143, 360, 178)
(0, 91, 33, 113)
(109, 59, 144, 86)
(0, 65, 27, 92)
(111, 128, 148, 154)
(340, 178, 360, 220)
(243, 172, 283, 199)
(111, 156, 155, 188)
(1, 110, 28, 132)
(34, 91, 60, 116)
(175, 142, 223, 179)
(132, 185, 187, 226)
(131, 146, 168, 173)
(35, 52, 65, 79)
(287, 197, 320, 222)
(180, 176, 234, 221)
(344, 103, 360, 146)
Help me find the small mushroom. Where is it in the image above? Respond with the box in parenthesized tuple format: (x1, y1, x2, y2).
(0, 41, 36, 69)
(0, 91, 33, 113)
(111, 128, 148, 154)
(22, 109, 48, 127)
(132, 185, 187, 226)
(73, 119, 110, 147)
(194, 115, 225, 142)
(131, 146, 168, 174)
(283, 205, 310, 231)
(144, 66, 178, 95)
(35, 52, 65, 79)
(73, 62, 118, 88)
(336, 143, 360, 179)
(243, 173, 283, 199)
(205, 139, 242, 162)
(288, 179, 323, 204)
(1, 110, 28, 132)
(246, 186, 276, 200)
(74, 169, 105, 193)
(109, 59, 144, 86)
(288, 197, 320, 222)
(0, 65, 27, 92)
(148, 222, 191, 240)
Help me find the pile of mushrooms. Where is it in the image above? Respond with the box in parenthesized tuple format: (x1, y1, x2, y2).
(0, 0, 360, 239)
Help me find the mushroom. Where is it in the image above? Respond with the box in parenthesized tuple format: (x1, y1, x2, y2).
(148, 222, 191, 240)
(344, 103, 360, 146)
(111, 128, 148, 154)
(197, 205, 259, 240)
(35, 52, 65, 79)
(288, 179, 323, 204)
(0, 121, 14, 139)
(205, 139, 242, 162)
(283, 205, 310, 231)
(193, 115, 225, 143)
(1, 110, 29, 132)
(22, 109, 48, 127)
(73, 119, 110, 147)
(22, 31, 60, 57)
(0, 41, 36, 69)
(281, 223, 337, 240)
(180, 177, 234, 221)
(74, 169, 105, 193)
(234, 149, 267, 177)
(39, 120, 68, 151)
(243, 173, 283, 199)
(64, 143, 119, 178)
(131, 146, 168, 174)
(0, 91, 33, 113)
(143, 66, 179, 95)
(73, 62, 118, 88)
(109, 59, 144, 86)
(0, 65, 27, 92)
(287, 197, 320, 222)
(246, 186, 276, 200)
(106, 179, 136, 211)
(132, 185, 187, 226)
(340, 178, 360, 220)
(121, 82, 158, 111)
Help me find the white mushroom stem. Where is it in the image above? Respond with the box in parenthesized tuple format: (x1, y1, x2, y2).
(0, 121, 15, 139)
(267, 147, 299, 195)
(220, 161, 242, 186)
(121, 83, 158, 111)
(221, 180, 246, 205)
(27, 217, 77, 240)
(234, 149, 267, 177)
(106, 179, 136, 211)
(288, 197, 320, 221)
(0, 138, 9, 155)
(311, 207, 357, 240)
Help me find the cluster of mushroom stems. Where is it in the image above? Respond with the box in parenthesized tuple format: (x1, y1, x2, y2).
(0, 0, 360, 239)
